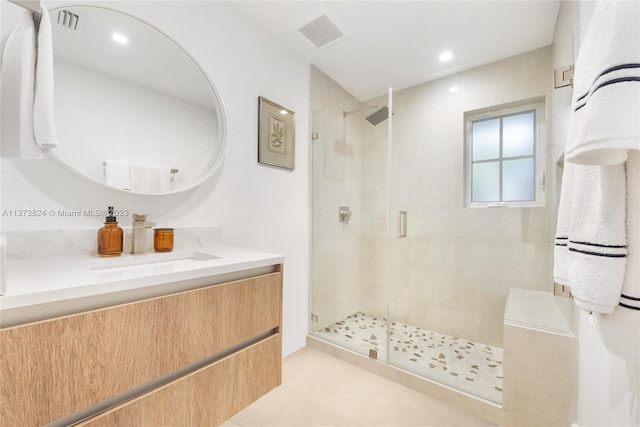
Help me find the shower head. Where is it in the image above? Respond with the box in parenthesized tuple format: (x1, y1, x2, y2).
(343, 105, 378, 117)
(365, 106, 389, 126)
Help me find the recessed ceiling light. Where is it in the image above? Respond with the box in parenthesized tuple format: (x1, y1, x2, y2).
(449, 86, 459, 93)
(112, 32, 129, 45)
(439, 50, 454, 62)
(280, 110, 288, 115)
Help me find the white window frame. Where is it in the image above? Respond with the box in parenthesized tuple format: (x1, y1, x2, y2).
(464, 98, 546, 208)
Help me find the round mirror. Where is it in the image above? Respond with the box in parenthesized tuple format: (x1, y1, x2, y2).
(49, 5, 227, 195)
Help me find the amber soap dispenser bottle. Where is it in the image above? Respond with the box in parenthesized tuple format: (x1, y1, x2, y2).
(98, 206, 124, 257)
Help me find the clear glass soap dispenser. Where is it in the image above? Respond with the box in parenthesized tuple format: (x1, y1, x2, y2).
(98, 206, 124, 257)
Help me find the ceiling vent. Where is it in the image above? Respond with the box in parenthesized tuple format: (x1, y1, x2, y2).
(56, 9, 84, 31)
(298, 15, 344, 49)
(292, 7, 350, 50)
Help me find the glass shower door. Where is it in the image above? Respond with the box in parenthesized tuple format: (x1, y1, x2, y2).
(385, 86, 504, 403)
(346, 90, 392, 361)
(310, 88, 391, 361)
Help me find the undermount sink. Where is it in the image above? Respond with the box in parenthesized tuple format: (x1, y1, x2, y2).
(86, 251, 220, 276)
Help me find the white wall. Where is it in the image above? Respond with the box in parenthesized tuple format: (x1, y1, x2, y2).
(54, 60, 217, 186)
(0, 0, 310, 357)
(578, 309, 640, 426)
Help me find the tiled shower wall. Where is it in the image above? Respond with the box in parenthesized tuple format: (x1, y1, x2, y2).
(359, 47, 555, 348)
(311, 47, 556, 348)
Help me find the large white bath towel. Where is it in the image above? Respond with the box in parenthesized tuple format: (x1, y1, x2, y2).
(564, 0, 640, 165)
(0, 12, 41, 159)
(33, 4, 59, 151)
(594, 151, 640, 363)
(554, 0, 640, 363)
(555, 161, 627, 313)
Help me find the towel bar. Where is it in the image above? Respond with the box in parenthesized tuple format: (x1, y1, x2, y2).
(102, 161, 178, 174)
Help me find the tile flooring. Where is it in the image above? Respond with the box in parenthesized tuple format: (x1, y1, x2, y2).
(316, 312, 504, 403)
(221, 347, 497, 426)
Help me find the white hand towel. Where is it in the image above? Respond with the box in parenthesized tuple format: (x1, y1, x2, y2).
(553, 159, 573, 286)
(129, 163, 171, 194)
(103, 160, 131, 191)
(594, 151, 640, 363)
(565, 162, 627, 313)
(33, 4, 59, 151)
(0, 12, 41, 159)
(564, 0, 640, 165)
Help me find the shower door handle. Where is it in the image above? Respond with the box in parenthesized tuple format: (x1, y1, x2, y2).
(398, 211, 407, 238)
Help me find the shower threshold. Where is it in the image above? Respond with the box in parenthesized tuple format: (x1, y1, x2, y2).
(315, 312, 503, 404)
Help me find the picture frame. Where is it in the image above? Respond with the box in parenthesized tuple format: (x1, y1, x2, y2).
(258, 96, 295, 170)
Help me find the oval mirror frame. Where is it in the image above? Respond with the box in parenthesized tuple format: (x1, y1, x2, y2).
(47, 4, 227, 196)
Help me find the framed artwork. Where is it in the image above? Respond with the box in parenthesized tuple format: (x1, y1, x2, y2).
(258, 96, 295, 170)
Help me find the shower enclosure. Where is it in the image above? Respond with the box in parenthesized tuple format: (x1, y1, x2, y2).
(310, 49, 554, 405)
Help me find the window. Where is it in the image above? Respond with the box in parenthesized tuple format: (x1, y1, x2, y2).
(465, 100, 545, 207)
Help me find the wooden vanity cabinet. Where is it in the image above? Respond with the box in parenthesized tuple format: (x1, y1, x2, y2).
(0, 266, 283, 427)
(78, 335, 281, 426)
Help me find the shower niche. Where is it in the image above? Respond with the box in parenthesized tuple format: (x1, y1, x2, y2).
(309, 46, 555, 410)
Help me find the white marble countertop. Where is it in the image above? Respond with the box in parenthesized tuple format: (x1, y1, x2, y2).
(0, 243, 284, 327)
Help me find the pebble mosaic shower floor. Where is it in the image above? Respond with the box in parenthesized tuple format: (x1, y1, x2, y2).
(316, 312, 503, 403)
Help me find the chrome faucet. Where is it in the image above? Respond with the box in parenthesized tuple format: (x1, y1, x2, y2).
(131, 214, 155, 254)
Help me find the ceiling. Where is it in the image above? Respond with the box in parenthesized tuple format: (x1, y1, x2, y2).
(50, 4, 216, 109)
(231, 1, 562, 100)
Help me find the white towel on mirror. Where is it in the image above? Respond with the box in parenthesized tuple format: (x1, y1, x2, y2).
(0, 12, 41, 159)
(33, 4, 59, 151)
(129, 163, 171, 194)
(103, 160, 131, 190)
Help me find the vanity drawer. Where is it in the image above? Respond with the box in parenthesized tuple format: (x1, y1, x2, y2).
(78, 334, 281, 426)
(0, 269, 282, 427)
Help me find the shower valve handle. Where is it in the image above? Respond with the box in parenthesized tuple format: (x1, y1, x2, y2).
(339, 206, 352, 223)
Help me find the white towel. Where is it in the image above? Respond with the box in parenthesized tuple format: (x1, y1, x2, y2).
(554, 0, 640, 362)
(561, 162, 627, 313)
(594, 151, 640, 363)
(564, 0, 640, 165)
(33, 4, 59, 151)
(553, 158, 572, 286)
(129, 163, 171, 194)
(0, 12, 41, 159)
(103, 160, 131, 190)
